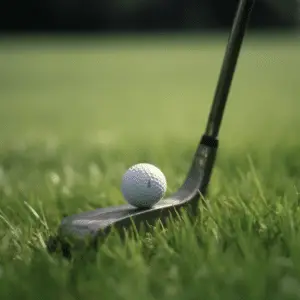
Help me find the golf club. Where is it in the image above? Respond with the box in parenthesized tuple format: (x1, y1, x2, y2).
(47, 0, 255, 257)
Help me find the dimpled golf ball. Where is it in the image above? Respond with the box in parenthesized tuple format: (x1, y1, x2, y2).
(121, 163, 167, 208)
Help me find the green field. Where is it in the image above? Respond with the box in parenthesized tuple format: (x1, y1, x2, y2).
(0, 34, 300, 299)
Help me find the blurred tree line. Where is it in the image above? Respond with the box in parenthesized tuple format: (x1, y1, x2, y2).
(0, 0, 298, 31)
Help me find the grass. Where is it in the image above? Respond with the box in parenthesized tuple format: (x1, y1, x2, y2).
(0, 33, 300, 299)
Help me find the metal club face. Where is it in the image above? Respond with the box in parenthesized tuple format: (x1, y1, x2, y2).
(47, 0, 255, 256)
(50, 136, 217, 255)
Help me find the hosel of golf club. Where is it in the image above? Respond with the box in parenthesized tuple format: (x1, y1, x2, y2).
(205, 0, 255, 140)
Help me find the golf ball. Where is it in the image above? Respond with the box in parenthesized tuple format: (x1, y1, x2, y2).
(121, 163, 167, 208)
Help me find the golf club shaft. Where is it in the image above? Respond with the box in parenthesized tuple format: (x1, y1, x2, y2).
(205, 0, 255, 139)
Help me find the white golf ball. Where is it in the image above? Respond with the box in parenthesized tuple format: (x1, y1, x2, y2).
(121, 163, 167, 208)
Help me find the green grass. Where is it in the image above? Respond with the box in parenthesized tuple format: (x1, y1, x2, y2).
(0, 34, 300, 299)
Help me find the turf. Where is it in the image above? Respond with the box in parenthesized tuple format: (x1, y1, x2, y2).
(0, 33, 300, 299)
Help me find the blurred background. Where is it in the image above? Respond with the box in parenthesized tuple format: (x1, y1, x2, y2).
(0, 0, 298, 32)
(0, 0, 299, 150)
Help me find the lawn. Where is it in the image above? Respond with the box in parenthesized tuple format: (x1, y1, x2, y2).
(0, 33, 300, 300)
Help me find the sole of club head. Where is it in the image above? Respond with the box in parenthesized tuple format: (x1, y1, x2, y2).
(57, 190, 201, 244)
(47, 194, 200, 258)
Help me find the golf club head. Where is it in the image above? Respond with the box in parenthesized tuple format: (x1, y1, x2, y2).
(47, 135, 218, 257)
